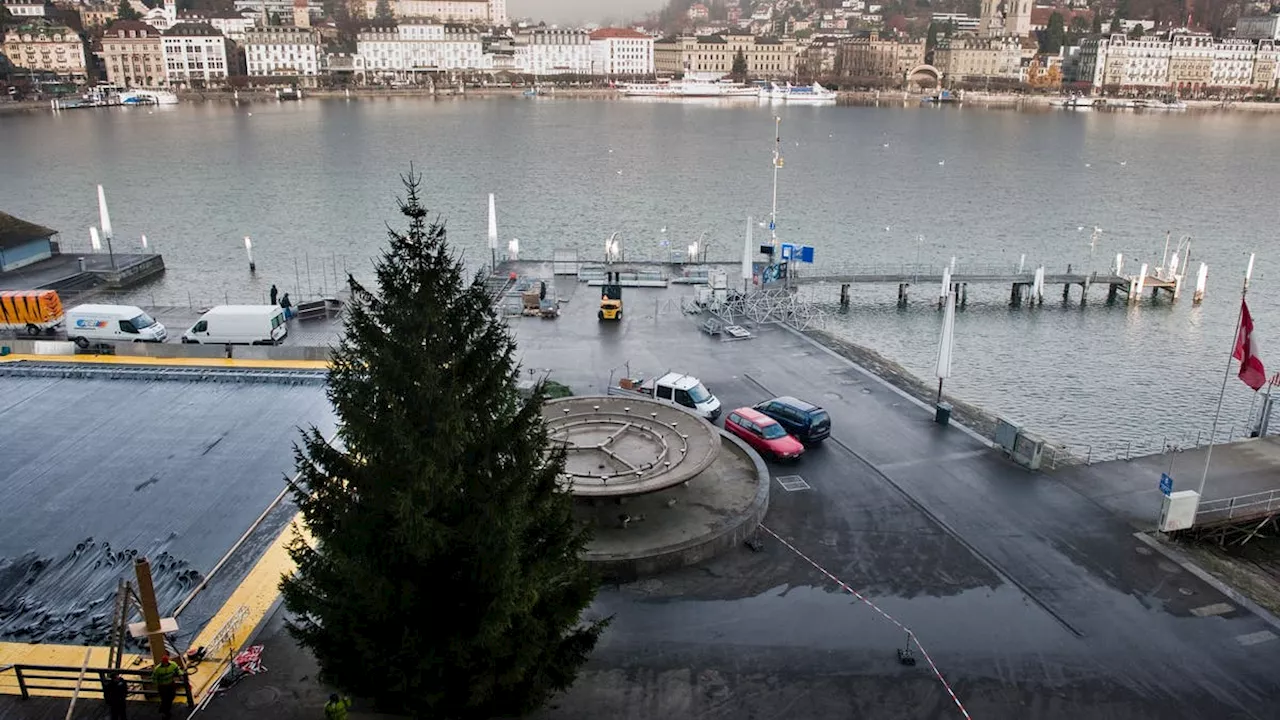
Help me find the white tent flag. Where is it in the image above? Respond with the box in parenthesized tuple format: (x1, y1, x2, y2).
(936, 287, 957, 382)
(487, 193, 497, 251)
(97, 185, 113, 240)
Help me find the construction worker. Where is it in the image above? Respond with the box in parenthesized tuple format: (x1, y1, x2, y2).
(103, 672, 129, 720)
(324, 693, 352, 720)
(151, 655, 184, 719)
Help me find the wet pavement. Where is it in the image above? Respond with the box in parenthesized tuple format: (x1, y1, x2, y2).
(0, 376, 334, 645)
(46, 280, 1280, 719)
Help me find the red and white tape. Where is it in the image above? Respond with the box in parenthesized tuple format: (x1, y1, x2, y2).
(759, 524, 972, 719)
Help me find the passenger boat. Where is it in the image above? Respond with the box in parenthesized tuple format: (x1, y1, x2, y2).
(620, 73, 759, 98)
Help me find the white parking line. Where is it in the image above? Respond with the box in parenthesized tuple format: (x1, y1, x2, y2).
(1235, 630, 1278, 646)
(1191, 603, 1235, 618)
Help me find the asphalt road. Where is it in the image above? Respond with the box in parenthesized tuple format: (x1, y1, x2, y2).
(103, 282, 1280, 720)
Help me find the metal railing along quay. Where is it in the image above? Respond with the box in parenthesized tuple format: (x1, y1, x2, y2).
(1194, 488, 1280, 526)
(1041, 424, 1258, 470)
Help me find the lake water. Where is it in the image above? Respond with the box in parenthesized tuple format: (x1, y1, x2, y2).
(2, 96, 1277, 453)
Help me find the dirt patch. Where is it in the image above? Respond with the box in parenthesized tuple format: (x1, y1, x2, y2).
(1166, 535, 1280, 618)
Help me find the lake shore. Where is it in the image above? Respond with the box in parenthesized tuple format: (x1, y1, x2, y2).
(4, 85, 1279, 114)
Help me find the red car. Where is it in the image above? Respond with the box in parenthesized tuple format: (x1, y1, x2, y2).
(725, 407, 805, 460)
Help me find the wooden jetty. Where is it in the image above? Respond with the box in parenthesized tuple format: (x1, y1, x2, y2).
(791, 265, 1198, 308)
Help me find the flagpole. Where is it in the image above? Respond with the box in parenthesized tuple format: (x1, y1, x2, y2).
(1197, 253, 1255, 499)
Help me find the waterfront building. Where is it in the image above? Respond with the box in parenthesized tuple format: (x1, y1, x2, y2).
(835, 31, 925, 83)
(243, 25, 321, 81)
(514, 27, 590, 75)
(1236, 14, 1280, 41)
(355, 22, 484, 79)
(2, 20, 88, 81)
(2, 0, 50, 18)
(798, 34, 842, 78)
(653, 32, 796, 78)
(162, 22, 235, 86)
(1078, 33, 1280, 94)
(358, 0, 504, 24)
(1167, 32, 1214, 91)
(933, 35, 1025, 83)
(100, 19, 165, 87)
(588, 27, 654, 77)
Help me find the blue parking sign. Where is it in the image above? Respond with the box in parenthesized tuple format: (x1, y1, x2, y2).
(1159, 473, 1173, 496)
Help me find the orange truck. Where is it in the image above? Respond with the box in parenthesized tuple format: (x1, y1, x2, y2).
(0, 290, 65, 336)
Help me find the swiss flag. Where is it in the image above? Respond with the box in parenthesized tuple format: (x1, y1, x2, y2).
(1233, 299, 1267, 391)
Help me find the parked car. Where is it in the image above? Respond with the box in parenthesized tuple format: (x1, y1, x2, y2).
(753, 396, 831, 445)
(724, 407, 805, 460)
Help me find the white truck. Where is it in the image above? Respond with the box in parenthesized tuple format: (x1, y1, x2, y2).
(65, 304, 167, 347)
(607, 370, 722, 420)
(181, 305, 288, 345)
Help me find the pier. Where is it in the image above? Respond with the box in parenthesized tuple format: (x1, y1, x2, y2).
(791, 263, 1198, 308)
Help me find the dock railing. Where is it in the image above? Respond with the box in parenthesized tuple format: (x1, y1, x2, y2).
(1194, 488, 1280, 525)
(1041, 424, 1253, 470)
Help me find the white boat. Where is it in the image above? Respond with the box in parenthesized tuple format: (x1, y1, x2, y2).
(1052, 95, 1094, 109)
(760, 82, 837, 104)
(119, 89, 179, 106)
(621, 73, 759, 98)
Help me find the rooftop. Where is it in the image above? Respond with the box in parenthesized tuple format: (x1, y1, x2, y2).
(0, 211, 56, 251)
(589, 27, 649, 40)
(164, 22, 225, 37)
(103, 19, 162, 38)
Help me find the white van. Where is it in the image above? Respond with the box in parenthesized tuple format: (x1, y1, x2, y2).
(66, 304, 167, 347)
(181, 305, 288, 345)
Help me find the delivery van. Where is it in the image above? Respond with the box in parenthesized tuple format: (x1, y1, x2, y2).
(0, 290, 64, 336)
(66, 304, 167, 347)
(181, 305, 288, 345)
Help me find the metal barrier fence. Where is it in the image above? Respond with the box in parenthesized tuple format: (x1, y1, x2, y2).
(1041, 424, 1255, 471)
(3, 664, 193, 705)
(1195, 488, 1280, 524)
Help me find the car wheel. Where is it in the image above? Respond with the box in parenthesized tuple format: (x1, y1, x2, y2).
(25, 323, 40, 336)
(72, 337, 89, 349)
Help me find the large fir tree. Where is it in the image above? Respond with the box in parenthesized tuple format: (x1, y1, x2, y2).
(281, 172, 605, 718)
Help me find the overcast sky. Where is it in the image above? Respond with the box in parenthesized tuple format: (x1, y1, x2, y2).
(509, 0, 664, 24)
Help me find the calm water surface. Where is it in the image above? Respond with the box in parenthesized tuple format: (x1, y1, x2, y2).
(2, 97, 1277, 452)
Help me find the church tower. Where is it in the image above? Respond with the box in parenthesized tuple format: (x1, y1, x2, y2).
(1004, 0, 1032, 37)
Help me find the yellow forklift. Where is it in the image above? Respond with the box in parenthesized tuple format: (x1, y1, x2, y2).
(599, 271, 623, 321)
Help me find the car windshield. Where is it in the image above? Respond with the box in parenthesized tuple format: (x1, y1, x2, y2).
(687, 383, 712, 403)
(761, 423, 787, 439)
(130, 313, 157, 329)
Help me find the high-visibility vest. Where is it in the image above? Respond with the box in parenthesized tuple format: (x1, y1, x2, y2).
(152, 662, 183, 686)
(324, 698, 351, 720)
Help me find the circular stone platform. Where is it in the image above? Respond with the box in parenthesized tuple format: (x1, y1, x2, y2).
(544, 396, 770, 581)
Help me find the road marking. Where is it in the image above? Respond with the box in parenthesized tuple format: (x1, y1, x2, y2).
(776, 475, 811, 492)
(1236, 631, 1277, 646)
(1191, 602, 1235, 617)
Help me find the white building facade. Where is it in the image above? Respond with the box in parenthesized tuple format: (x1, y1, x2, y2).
(515, 28, 590, 75)
(162, 22, 233, 85)
(356, 23, 486, 77)
(1079, 34, 1280, 93)
(2, 0, 48, 17)
(243, 26, 322, 80)
(589, 28, 654, 76)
